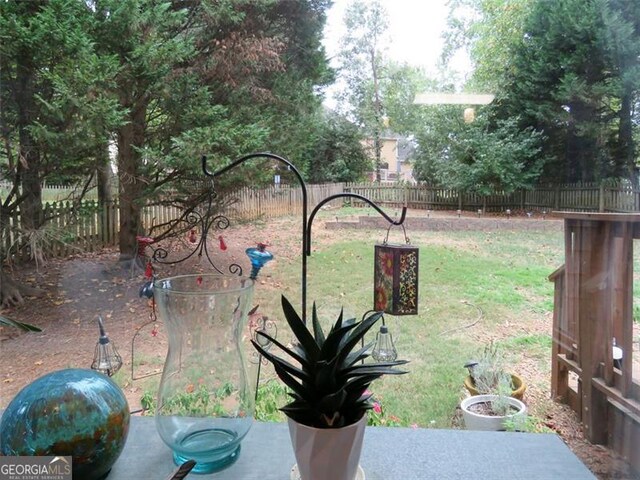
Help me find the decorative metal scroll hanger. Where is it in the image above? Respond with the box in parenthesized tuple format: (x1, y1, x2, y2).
(202, 151, 407, 323)
(139, 179, 241, 276)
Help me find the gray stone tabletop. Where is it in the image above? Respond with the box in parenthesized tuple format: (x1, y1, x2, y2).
(108, 417, 596, 479)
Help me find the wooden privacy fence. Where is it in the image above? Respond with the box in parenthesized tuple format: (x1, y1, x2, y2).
(550, 212, 640, 473)
(345, 181, 640, 213)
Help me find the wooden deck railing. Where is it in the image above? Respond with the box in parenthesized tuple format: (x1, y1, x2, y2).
(550, 213, 640, 473)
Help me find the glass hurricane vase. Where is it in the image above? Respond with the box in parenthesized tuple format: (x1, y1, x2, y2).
(153, 274, 255, 474)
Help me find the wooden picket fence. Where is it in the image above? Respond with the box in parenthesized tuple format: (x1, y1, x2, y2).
(2, 180, 638, 262)
(224, 183, 344, 220)
(1, 183, 344, 262)
(345, 180, 640, 213)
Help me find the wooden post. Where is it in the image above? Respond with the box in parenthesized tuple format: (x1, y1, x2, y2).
(559, 213, 640, 447)
(619, 222, 633, 398)
(550, 266, 567, 402)
(599, 184, 605, 212)
(575, 219, 609, 444)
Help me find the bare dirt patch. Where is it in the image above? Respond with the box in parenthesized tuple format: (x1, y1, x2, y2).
(0, 212, 636, 479)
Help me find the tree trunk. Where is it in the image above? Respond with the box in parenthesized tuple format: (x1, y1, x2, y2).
(371, 48, 382, 183)
(0, 270, 44, 307)
(97, 142, 114, 205)
(0, 1, 47, 305)
(617, 92, 635, 180)
(0, 206, 43, 306)
(374, 132, 382, 182)
(117, 100, 147, 261)
(565, 101, 598, 183)
(15, 7, 43, 231)
(96, 142, 114, 247)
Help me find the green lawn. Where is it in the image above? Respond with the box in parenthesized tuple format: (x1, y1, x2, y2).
(249, 216, 566, 429)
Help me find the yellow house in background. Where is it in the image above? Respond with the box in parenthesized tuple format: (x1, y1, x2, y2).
(363, 135, 416, 183)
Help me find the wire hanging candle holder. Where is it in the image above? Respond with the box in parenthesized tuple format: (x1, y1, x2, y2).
(91, 316, 123, 377)
(371, 316, 398, 362)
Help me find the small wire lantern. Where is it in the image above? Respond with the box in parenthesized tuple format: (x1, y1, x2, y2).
(91, 316, 123, 377)
(371, 319, 398, 362)
(373, 224, 419, 316)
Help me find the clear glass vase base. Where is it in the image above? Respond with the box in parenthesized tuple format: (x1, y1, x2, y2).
(172, 429, 241, 474)
(290, 464, 365, 480)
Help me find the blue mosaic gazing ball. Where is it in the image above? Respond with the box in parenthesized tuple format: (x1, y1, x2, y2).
(0, 368, 130, 480)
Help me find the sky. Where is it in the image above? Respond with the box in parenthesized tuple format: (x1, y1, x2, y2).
(321, 0, 472, 107)
(323, 0, 451, 72)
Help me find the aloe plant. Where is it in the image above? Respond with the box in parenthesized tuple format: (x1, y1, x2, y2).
(251, 295, 408, 428)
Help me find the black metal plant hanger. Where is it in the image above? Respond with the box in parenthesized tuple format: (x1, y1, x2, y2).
(131, 151, 409, 394)
(202, 151, 408, 322)
(142, 176, 242, 276)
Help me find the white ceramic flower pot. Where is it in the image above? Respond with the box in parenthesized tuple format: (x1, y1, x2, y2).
(460, 394, 527, 431)
(288, 414, 367, 480)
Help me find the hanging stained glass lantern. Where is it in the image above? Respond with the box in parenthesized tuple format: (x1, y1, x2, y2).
(373, 225, 419, 315)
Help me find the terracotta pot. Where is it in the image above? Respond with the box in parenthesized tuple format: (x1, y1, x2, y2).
(460, 394, 527, 431)
(463, 373, 526, 400)
(288, 414, 366, 480)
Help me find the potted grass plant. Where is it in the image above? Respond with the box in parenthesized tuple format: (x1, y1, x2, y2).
(461, 342, 526, 431)
(460, 373, 527, 431)
(251, 296, 408, 480)
(463, 342, 526, 400)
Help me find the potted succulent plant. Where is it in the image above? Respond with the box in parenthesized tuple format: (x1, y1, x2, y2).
(251, 296, 408, 480)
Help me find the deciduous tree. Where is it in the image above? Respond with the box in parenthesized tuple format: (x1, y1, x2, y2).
(335, 0, 389, 181)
